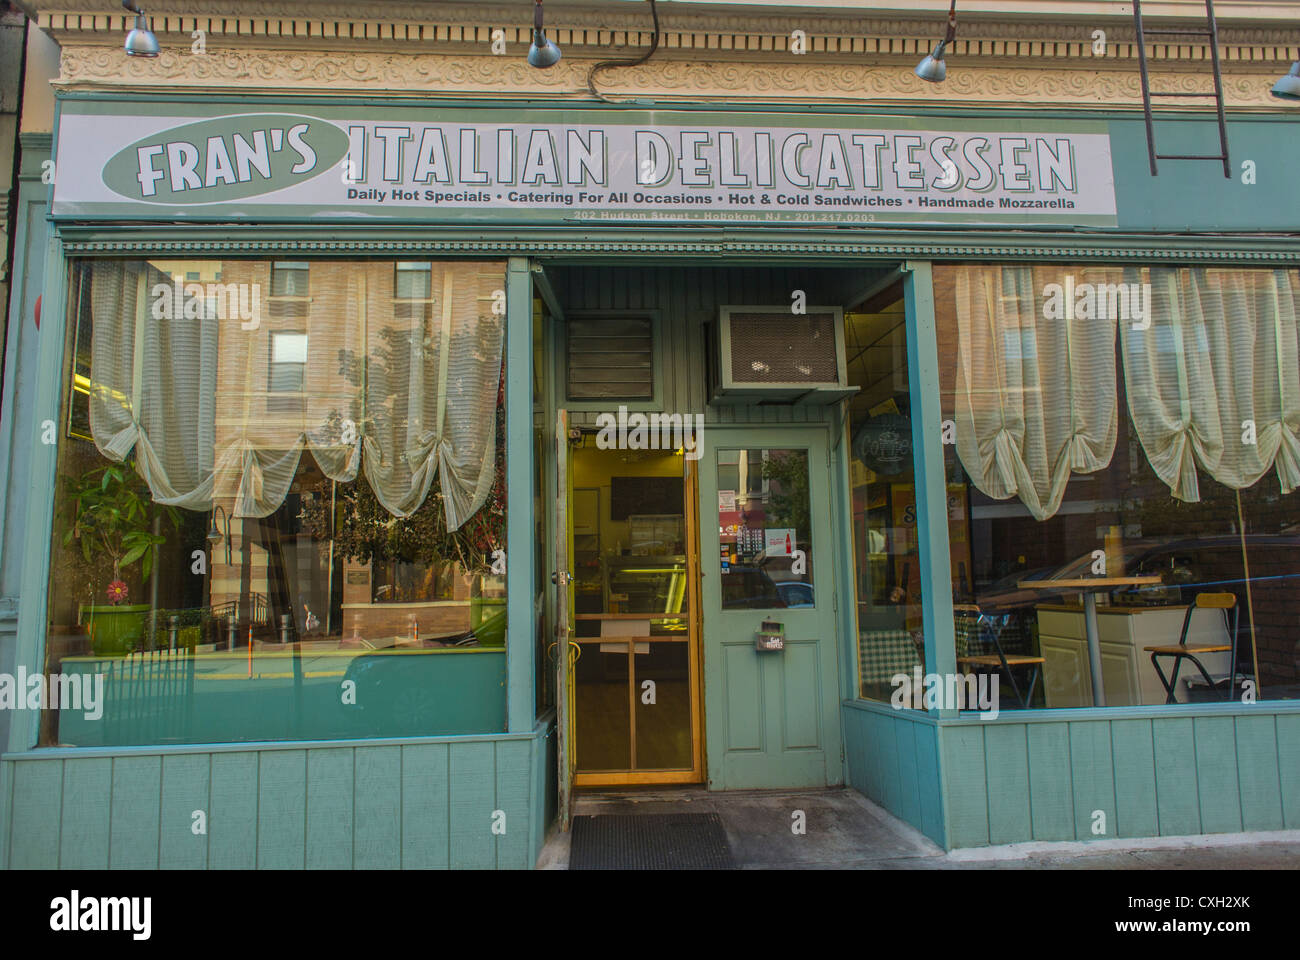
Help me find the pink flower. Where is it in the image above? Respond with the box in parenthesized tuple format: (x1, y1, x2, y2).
(106, 580, 129, 604)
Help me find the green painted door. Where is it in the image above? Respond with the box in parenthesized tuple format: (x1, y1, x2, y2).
(698, 427, 841, 790)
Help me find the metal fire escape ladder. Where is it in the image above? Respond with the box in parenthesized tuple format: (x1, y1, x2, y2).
(1133, 0, 1232, 178)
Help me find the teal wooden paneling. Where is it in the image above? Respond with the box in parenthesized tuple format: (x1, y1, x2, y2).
(894, 720, 921, 830)
(1192, 716, 1243, 834)
(854, 713, 875, 802)
(1277, 714, 1300, 829)
(527, 727, 550, 867)
(59, 758, 112, 869)
(159, 754, 209, 869)
(3, 733, 549, 869)
(1152, 718, 1201, 836)
(109, 756, 161, 869)
(1232, 715, 1283, 832)
(877, 710, 902, 816)
(494, 738, 532, 869)
(932, 708, 1300, 849)
(506, 257, 536, 734)
(448, 741, 496, 869)
(915, 723, 944, 845)
(8, 759, 61, 868)
(841, 703, 946, 848)
(1109, 719, 1159, 839)
(0, 758, 11, 868)
(1025, 723, 1074, 842)
(551, 264, 890, 428)
(354, 745, 401, 869)
(208, 752, 258, 870)
(305, 748, 353, 869)
(257, 750, 307, 869)
(983, 725, 1030, 845)
(1068, 721, 1115, 842)
(400, 743, 450, 869)
(940, 724, 988, 848)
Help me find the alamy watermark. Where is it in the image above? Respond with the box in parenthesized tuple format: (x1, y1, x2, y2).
(1042, 275, 1152, 329)
(890, 667, 999, 719)
(151, 278, 261, 330)
(50, 891, 151, 940)
(595, 405, 705, 461)
(0, 668, 105, 720)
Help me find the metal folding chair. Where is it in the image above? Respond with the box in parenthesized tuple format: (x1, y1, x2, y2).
(1144, 592, 1240, 704)
(955, 603, 1044, 709)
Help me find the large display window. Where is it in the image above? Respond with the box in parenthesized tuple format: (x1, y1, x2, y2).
(933, 263, 1299, 709)
(42, 258, 510, 745)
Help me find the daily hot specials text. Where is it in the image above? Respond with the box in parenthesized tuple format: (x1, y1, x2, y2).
(54, 108, 1118, 223)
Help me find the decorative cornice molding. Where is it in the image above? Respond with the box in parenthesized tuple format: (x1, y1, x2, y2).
(56, 234, 1300, 262)
(55, 46, 1287, 107)
(36, 4, 1300, 58)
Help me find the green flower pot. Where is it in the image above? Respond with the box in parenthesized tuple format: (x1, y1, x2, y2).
(81, 604, 151, 656)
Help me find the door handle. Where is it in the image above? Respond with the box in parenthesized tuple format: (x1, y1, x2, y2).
(552, 571, 572, 585)
(546, 640, 583, 664)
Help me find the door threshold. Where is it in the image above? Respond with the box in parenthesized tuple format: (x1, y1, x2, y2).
(574, 784, 709, 803)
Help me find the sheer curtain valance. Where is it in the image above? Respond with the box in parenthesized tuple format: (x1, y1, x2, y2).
(949, 264, 1300, 515)
(87, 259, 506, 530)
(1121, 267, 1300, 502)
(951, 264, 1119, 521)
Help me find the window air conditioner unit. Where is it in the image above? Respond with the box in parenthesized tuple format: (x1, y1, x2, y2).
(709, 305, 859, 405)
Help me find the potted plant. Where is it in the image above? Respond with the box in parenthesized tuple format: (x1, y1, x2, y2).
(62, 459, 178, 655)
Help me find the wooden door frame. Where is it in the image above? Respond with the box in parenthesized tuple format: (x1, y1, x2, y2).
(570, 455, 706, 787)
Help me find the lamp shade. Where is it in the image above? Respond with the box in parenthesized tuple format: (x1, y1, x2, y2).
(915, 40, 948, 83)
(528, 29, 562, 68)
(1272, 61, 1300, 101)
(124, 14, 159, 57)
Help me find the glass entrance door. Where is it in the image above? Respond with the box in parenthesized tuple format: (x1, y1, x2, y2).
(568, 439, 703, 785)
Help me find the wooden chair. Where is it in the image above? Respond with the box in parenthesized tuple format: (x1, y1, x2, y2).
(1143, 592, 1240, 704)
(955, 603, 1045, 709)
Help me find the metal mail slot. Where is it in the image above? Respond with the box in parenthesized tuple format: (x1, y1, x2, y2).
(755, 619, 785, 652)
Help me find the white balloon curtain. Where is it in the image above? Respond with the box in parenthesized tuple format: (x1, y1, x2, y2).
(951, 264, 1119, 521)
(87, 259, 506, 531)
(949, 264, 1300, 517)
(1121, 268, 1300, 502)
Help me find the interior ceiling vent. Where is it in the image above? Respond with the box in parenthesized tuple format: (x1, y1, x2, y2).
(710, 306, 858, 405)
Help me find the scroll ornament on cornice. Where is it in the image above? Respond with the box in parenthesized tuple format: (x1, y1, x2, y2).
(58, 47, 1279, 106)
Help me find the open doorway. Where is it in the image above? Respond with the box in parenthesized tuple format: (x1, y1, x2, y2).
(567, 439, 704, 785)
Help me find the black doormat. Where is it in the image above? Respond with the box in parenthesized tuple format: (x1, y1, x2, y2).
(569, 813, 736, 870)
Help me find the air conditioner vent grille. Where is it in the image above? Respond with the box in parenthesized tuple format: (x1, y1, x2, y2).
(727, 311, 840, 385)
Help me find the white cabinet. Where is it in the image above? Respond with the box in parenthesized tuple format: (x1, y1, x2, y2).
(1039, 605, 1232, 707)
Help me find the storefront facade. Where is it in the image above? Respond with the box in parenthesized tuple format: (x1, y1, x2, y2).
(2, 2, 1299, 868)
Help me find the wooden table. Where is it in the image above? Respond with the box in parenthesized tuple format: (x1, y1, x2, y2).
(1016, 577, 1163, 707)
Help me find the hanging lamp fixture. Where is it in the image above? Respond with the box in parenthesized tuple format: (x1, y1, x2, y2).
(915, 0, 957, 83)
(122, 0, 160, 57)
(527, 0, 562, 68)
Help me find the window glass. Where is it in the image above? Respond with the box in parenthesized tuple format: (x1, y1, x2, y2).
(716, 448, 814, 610)
(43, 258, 510, 746)
(845, 291, 926, 701)
(395, 261, 433, 300)
(933, 263, 1300, 710)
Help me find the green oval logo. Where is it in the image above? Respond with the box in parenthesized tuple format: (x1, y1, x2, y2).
(103, 113, 350, 204)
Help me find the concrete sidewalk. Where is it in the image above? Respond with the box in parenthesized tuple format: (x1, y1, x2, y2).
(538, 786, 1300, 869)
